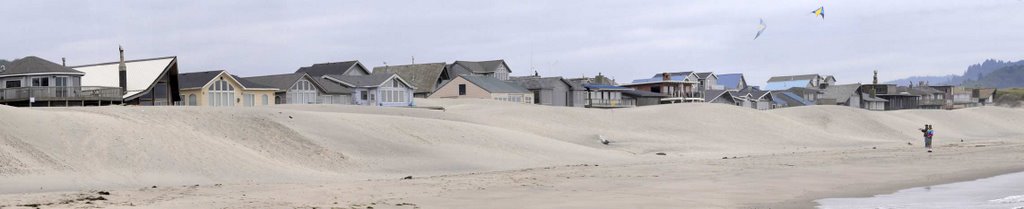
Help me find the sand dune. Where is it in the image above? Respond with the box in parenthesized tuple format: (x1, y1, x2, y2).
(1, 99, 1023, 208)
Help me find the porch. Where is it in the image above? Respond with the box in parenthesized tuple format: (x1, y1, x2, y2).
(0, 86, 123, 107)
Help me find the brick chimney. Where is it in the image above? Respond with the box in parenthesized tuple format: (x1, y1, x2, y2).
(118, 46, 128, 93)
(662, 72, 670, 81)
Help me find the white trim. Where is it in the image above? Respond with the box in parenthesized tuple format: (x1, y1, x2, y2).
(321, 75, 356, 87)
(0, 72, 85, 78)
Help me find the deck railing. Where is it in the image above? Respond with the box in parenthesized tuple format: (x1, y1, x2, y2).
(0, 86, 123, 103)
(585, 99, 635, 108)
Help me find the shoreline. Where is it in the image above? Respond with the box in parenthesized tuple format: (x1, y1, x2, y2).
(793, 166, 1024, 209)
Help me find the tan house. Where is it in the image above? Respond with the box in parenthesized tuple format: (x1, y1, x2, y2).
(429, 74, 533, 103)
(178, 70, 278, 107)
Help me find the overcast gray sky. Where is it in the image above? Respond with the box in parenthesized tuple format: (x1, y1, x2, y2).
(3, 0, 1022, 86)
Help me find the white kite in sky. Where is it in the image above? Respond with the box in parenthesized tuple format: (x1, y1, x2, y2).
(754, 18, 767, 40)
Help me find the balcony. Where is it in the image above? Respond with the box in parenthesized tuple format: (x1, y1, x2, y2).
(585, 99, 635, 108)
(0, 86, 123, 104)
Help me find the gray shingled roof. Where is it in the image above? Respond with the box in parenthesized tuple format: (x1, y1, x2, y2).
(242, 73, 305, 90)
(767, 74, 821, 83)
(231, 75, 275, 89)
(244, 73, 349, 94)
(507, 76, 577, 90)
(296, 61, 363, 77)
(372, 63, 446, 94)
(704, 89, 731, 101)
(821, 84, 861, 102)
(451, 60, 507, 74)
(0, 56, 84, 77)
(177, 70, 224, 89)
(324, 73, 398, 87)
(454, 75, 529, 93)
(311, 76, 353, 94)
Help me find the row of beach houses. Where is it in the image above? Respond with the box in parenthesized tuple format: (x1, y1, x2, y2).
(0, 48, 997, 110)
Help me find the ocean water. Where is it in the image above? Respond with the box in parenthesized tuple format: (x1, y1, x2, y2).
(816, 171, 1024, 209)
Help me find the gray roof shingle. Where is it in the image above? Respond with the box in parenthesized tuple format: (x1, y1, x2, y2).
(507, 76, 577, 90)
(704, 89, 732, 101)
(372, 63, 446, 94)
(242, 73, 306, 90)
(456, 75, 530, 93)
(451, 60, 508, 74)
(296, 61, 364, 77)
(0, 56, 84, 77)
(177, 70, 224, 89)
(324, 73, 400, 88)
(821, 84, 862, 102)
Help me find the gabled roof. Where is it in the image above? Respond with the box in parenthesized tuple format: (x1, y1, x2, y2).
(72, 56, 177, 100)
(820, 84, 862, 102)
(507, 76, 577, 90)
(323, 73, 416, 90)
(179, 70, 278, 90)
(232, 75, 275, 89)
(704, 90, 732, 101)
(716, 73, 745, 89)
(0, 56, 85, 78)
(733, 87, 771, 100)
(450, 60, 509, 74)
(242, 73, 344, 94)
(311, 76, 353, 94)
(767, 74, 822, 83)
(178, 70, 224, 89)
(434, 75, 528, 93)
(774, 91, 816, 106)
(694, 72, 717, 79)
(372, 63, 447, 94)
(296, 60, 369, 77)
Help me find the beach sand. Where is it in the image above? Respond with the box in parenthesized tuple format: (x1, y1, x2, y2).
(1, 99, 1022, 208)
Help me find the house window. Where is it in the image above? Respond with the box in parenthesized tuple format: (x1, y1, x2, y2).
(262, 94, 269, 105)
(287, 79, 318, 104)
(5, 80, 20, 88)
(650, 86, 660, 93)
(31, 77, 49, 87)
(208, 79, 235, 107)
(458, 84, 467, 95)
(243, 93, 255, 107)
(189, 94, 197, 106)
(361, 90, 368, 100)
(393, 78, 400, 88)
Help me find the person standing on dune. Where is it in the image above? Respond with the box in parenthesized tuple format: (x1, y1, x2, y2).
(925, 124, 933, 152)
(919, 125, 935, 152)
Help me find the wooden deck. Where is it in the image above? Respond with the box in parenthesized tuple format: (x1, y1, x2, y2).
(0, 86, 123, 106)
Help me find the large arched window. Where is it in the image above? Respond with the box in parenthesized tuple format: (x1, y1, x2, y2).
(287, 78, 318, 104)
(188, 94, 197, 106)
(262, 94, 269, 105)
(207, 79, 235, 107)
